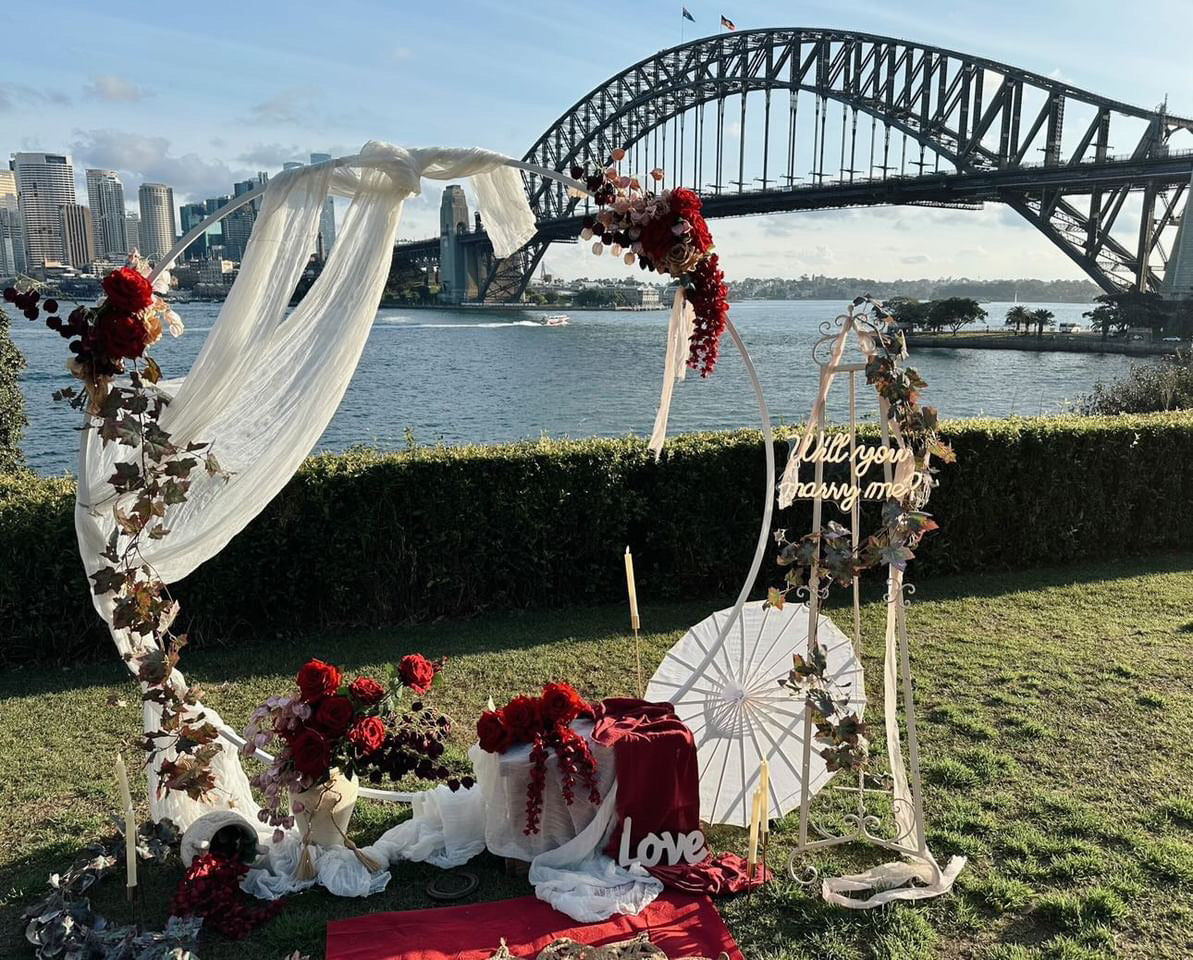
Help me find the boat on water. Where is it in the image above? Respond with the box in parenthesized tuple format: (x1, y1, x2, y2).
(541, 313, 570, 326)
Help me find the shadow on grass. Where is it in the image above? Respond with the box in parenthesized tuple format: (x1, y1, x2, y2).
(5, 549, 1193, 700)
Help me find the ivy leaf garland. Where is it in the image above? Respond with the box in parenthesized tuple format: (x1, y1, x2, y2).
(18, 270, 231, 806)
(770, 296, 953, 774)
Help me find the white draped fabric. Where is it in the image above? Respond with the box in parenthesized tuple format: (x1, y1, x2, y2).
(240, 726, 662, 922)
(75, 142, 537, 828)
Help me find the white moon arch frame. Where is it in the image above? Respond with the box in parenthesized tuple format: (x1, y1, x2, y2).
(148, 154, 778, 805)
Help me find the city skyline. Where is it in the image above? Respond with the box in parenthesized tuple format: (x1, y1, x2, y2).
(2, 1, 1191, 281)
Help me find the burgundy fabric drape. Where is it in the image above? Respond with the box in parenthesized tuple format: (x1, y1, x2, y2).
(592, 698, 769, 894)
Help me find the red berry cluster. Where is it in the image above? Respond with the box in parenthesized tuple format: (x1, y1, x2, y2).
(520, 721, 602, 836)
(3, 286, 57, 322)
(169, 853, 283, 940)
(525, 732, 549, 835)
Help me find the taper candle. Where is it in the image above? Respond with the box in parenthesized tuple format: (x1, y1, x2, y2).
(759, 758, 770, 838)
(115, 755, 137, 892)
(747, 789, 761, 876)
(624, 546, 641, 632)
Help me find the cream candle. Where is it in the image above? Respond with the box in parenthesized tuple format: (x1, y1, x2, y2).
(624, 546, 641, 632)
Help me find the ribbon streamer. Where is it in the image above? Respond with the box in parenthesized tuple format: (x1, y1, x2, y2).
(647, 288, 696, 459)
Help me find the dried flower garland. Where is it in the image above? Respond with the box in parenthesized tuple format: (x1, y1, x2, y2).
(8, 259, 229, 804)
(768, 297, 955, 772)
(571, 150, 729, 376)
(477, 682, 600, 835)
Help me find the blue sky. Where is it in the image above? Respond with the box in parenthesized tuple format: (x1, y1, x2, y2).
(4, 0, 1190, 280)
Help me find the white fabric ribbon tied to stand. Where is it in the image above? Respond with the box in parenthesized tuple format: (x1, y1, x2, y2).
(647, 288, 696, 459)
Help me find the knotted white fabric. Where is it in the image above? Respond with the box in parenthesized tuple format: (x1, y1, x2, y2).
(74, 142, 538, 829)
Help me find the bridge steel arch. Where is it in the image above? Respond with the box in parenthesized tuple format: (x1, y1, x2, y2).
(478, 28, 1193, 301)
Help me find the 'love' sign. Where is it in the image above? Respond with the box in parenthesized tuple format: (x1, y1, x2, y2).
(616, 816, 709, 867)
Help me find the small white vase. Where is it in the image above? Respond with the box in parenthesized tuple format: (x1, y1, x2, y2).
(290, 768, 358, 849)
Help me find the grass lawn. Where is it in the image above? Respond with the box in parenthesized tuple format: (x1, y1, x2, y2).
(3, 553, 1193, 959)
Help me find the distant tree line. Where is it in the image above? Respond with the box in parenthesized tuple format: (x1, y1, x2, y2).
(728, 275, 1100, 303)
(1083, 291, 1193, 342)
(887, 297, 988, 334)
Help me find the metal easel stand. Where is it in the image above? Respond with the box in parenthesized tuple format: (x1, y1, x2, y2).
(784, 307, 955, 907)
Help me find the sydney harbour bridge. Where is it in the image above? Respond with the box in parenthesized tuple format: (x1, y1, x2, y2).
(391, 28, 1193, 302)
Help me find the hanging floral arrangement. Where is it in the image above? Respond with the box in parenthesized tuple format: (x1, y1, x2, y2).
(477, 682, 601, 835)
(571, 150, 729, 376)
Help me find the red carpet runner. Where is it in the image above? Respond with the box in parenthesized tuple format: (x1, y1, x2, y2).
(325, 891, 742, 960)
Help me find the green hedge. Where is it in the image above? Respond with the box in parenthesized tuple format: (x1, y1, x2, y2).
(0, 307, 26, 472)
(3, 412, 1192, 667)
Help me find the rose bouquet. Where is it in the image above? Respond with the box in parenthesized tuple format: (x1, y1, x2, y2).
(476, 682, 601, 835)
(572, 152, 729, 376)
(243, 654, 467, 839)
(6, 254, 183, 412)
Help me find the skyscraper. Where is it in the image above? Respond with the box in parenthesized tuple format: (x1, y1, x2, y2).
(179, 202, 208, 259)
(12, 152, 76, 268)
(85, 169, 128, 259)
(222, 173, 268, 261)
(0, 169, 25, 276)
(137, 182, 177, 261)
(59, 203, 96, 268)
(125, 212, 141, 253)
(311, 153, 336, 259)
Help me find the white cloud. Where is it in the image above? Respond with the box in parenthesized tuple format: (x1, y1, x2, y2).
(83, 75, 150, 103)
(235, 143, 306, 167)
(244, 88, 320, 126)
(70, 128, 247, 201)
(0, 83, 70, 111)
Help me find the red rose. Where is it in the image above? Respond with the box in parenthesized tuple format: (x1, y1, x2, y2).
(687, 213, 713, 253)
(289, 729, 330, 778)
(349, 676, 386, 705)
(398, 654, 435, 694)
(93, 310, 149, 359)
(503, 695, 543, 741)
(670, 188, 702, 220)
(347, 715, 387, 754)
(541, 682, 588, 725)
(311, 695, 354, 737)
(476, 709, 513, 754)
(296, 659, 341, 702)
(101, 266, 154, 313)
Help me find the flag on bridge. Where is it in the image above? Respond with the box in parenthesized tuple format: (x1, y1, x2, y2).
(720, 14, 736, 30)
(682, 6, 695, 21)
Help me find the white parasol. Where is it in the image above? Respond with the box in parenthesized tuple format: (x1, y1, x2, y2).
(645, 600, 864, 828)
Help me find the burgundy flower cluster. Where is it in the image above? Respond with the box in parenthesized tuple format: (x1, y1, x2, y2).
(570, 151, 730, 376)
(244, 654, 460, 833)
(5, 265, 171, 405)
(477, 682, 601, 835)
(169, 852, 283, 939)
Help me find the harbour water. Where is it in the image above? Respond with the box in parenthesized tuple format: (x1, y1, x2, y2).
(11, 299, 1134, 475)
